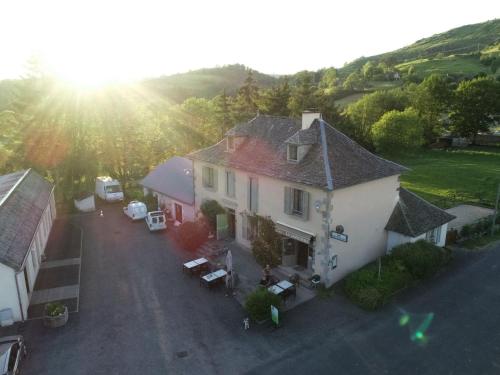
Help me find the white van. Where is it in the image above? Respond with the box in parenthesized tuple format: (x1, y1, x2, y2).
(123, 201, 148, 221)
(95, 177, 124, 202)
(145, 211, 167, 232)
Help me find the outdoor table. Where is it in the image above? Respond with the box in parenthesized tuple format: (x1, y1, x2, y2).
(277, 279, 296, 299)
(268, 284, 285, 295)
(183, 258, 209, 275)
(200, 269, 227, 289)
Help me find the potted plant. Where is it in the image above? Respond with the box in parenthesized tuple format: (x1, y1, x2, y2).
(43, 302, 68, 328)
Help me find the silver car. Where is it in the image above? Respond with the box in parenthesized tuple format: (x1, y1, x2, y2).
(0, 336, 26, 375)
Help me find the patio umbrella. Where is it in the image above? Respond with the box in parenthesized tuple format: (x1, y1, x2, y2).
(225, 250, 233, 273)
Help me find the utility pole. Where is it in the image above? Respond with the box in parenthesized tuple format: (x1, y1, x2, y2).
(492, 183, 500, 237)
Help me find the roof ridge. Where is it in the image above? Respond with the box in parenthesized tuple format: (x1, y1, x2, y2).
(397, 197, 417, 237)
(400, 187, 456, 218)
(0, 169, 30, 208)
(319, 120, 334, 190)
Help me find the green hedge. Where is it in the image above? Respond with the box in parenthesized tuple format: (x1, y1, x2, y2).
(344, 240, 449, 310)
(244, 288, 282, 322)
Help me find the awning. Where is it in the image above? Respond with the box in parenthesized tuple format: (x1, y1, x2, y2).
(275, 221, 315, 244)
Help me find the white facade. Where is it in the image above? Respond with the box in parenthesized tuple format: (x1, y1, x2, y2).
(0, 189, 55, 323)
(193, 158, 405, 287)
(387, 223, 448, 253)
(148, 190, 195, 224)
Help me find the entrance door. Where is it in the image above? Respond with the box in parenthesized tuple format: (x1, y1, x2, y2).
(297, 242, 309, 268)
(227, 209, 236, 239)
(175, 203, 183, 223)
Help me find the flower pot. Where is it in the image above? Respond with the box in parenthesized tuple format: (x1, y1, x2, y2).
(43, 305, 68, 328)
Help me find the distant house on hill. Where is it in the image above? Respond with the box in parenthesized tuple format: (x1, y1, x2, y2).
(188, 112, 455, 287)
(0, 169, 56, 323)
(140, 156, 195, 224)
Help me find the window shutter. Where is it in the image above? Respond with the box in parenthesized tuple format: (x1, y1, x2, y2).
(231, 171, 236, 197)
(202, 166, 208, 187)
(212, 168, 218, 191)
(284, 187, 292, 214)
(252, 178, 258, 213)
(301, 191, 310, 220)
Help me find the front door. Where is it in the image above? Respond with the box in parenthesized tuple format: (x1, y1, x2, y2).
(175, 203, 183, 223)
(297, 242, 309, 268)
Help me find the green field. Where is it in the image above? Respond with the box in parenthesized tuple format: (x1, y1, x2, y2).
(396, 55, 491, 79)
(392, 147, 500, 209)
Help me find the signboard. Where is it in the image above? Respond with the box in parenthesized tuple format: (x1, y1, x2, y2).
(271, 305, 279, 326)
(330, 231, 348, 242)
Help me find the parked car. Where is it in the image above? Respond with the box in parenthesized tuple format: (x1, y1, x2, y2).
(0, 335, 26, 375)
(95, 176, 124, 202)
(146, 211, 167, 232)
(123, 201, 148, 221)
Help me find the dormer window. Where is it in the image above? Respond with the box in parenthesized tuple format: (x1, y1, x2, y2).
(227, 136, 235, 152)
(287, 145, 298, 162)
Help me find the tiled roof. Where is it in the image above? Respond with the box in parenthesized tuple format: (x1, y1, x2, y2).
(385, 188, 456, 237)
(140, 156, 194, 205)
(0, 169, 53, 271)
(188, 115, 407, 190)
(285, 127, 318, 145)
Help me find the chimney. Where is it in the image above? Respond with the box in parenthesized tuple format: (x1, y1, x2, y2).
(302, 110, 322, 129)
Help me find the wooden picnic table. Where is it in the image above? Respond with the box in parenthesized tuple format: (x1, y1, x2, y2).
(183, 258, 209, 275)
(200, 269, 227, 289)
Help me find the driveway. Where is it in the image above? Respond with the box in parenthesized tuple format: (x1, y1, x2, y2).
(12, 205, 500, 374)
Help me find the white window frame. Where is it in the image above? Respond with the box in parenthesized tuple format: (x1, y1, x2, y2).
(425, 226, 442, 245)
(287, 144, 298, 162)
(292, 188, 304, 216)
(202, 166, 216, 190)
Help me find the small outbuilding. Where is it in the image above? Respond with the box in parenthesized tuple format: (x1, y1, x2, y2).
(0, 169, 56, 323)
(140, 156, 195, 224)
(385, 188, 456, 252)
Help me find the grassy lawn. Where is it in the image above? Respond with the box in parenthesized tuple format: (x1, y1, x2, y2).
(396, 55, 492, 79)
(461, 232, 500, 250)
(392, 146, 500, 209)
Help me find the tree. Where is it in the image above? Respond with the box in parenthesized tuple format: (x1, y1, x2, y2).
(319, 67, 338, 92)
(288, 71, 317, 117)
(212, 89, 233, 139)
(258, 79, 291, 117)
(411, 74, 452, 143)
(251, 216, 282, 267)
(450, 77, 500, 143)
(343, 72, 364, 90)
(372, 108, 425, 154)
(233, 70, 260, 121)
(343, 89, 410, 148)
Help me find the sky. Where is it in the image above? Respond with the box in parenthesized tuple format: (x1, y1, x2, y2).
(0, 0, 499, 85)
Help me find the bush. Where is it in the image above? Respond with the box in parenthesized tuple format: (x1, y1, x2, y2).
(177, 221, 208, 251)
(200, 200, 225, 231)
(460, 224, 472, 238)
(344, 257, 413, 310)
(244, 288, 282, 322)
(391, 240, 448, 280)
(251, 216, 282, 267)
(45, 302, 65, 317)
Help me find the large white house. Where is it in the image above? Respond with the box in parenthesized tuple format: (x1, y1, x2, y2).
(188, 113, 455, 287)
(0, 169, 56, 323)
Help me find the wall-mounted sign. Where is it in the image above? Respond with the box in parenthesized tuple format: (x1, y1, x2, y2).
(330, 231, 348, 242)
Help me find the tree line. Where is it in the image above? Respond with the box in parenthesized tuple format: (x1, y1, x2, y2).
(0, 63, 498, 203)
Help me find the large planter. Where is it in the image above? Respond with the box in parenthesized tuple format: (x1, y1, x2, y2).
(43, 305, 68, 328)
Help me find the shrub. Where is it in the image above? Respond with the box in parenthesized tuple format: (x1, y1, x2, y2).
(391, 240, 448, 280)
(344, 257, 413, 310)
(244, 288, 282, 322)
(200, 200, 225, 231)
(460, 224, 472, 238)
(251, 216, 282, 267)
(45, 302, 65, 317)
(177, 221, 208, 251)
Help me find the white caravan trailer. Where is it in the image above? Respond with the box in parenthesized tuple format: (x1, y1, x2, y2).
(95, 176, 124, 202)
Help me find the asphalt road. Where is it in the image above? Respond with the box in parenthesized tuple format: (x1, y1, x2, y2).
(16, 206, 500, 374)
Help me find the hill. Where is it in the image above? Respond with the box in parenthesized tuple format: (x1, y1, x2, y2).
(142, 64, 278, 103)
(339, 19, 500, 78)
